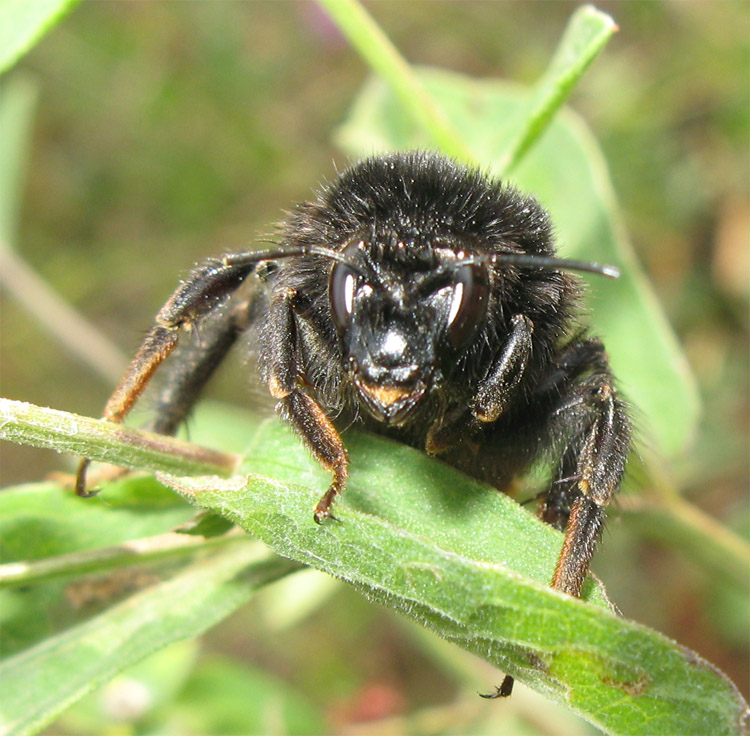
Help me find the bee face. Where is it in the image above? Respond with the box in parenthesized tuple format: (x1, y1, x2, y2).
(328, 240, 489, 425)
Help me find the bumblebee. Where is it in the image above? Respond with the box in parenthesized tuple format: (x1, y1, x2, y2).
(77, 151, 631, 695)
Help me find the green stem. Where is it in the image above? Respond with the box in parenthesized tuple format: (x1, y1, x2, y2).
(0, 529, 249, 589)
(318, 0, 475, 162)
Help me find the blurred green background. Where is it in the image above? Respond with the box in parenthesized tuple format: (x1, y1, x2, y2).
(1, 1, 747, 733)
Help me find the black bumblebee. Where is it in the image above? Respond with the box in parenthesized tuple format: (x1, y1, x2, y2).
(76, 151, 631, 694)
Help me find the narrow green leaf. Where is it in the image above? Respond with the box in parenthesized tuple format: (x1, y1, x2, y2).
(0, 542, 299, 736)
(0, 477, 199, 658)
(0, 0, 81, 78)
(0, 479, 193, 565)
(0, 479, 203, 596)
(160, 420, 749, 736)
(494, 4, 618, 176)
(0, 398, 238, 478)
(335, 70, 700, 457)
(0, 527, 245, 590)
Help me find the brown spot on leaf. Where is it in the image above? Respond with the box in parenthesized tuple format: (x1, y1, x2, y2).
(602, 673, 650, 697)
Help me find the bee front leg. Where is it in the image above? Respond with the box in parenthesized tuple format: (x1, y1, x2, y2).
(473, 314, 534, 423)
(264, 287, 348, 523)
(75, 258, 258, 496)
(426, 314, 533, 455)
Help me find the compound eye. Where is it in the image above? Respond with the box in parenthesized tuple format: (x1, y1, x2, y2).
(329, 261, 357, 331)
(447, 264, 489, 348)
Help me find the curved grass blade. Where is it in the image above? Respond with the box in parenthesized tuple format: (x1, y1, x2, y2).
(494, 4, 618, 177)
(0, 0, 81, 77)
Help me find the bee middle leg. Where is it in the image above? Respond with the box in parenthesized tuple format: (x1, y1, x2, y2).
(263, 287, 348, 523)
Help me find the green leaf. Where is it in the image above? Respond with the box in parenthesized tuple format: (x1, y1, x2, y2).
(0, 479, 193, 565)
(0, 478, 203, 659)
(0, 542, 299, 736)
(160, 419, 749, 736)
(2, 398, 746, 733)
(0, 0, 81, 78)
(335, 69, 700, 457)
(2, 390, 745, 733)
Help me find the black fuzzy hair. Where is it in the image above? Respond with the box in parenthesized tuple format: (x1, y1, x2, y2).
(277, 151, 579, 419)
(290, 151, 556, 263)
